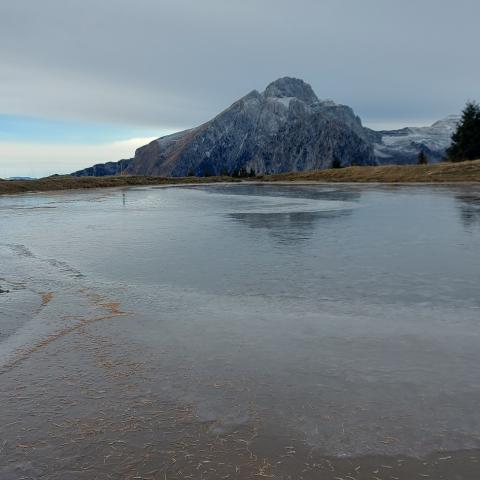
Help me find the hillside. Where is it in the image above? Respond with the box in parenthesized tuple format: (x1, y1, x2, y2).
(0, 175, 237, 195)
(2, 161, 480, 196)
(262, 159, 480, 183)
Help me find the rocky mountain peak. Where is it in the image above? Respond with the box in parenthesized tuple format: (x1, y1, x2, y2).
(263, 77, 318, 105)
(71, 77, 459, 178)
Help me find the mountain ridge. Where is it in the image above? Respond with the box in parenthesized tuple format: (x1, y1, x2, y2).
(72, 78, 458, 177)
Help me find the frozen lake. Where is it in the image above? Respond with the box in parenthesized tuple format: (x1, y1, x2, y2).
(1, 183, 480, 479)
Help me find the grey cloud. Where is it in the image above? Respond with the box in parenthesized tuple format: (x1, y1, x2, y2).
(1, 0, 479, 129)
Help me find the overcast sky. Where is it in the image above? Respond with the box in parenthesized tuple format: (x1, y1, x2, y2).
(1, 0, 479, 177)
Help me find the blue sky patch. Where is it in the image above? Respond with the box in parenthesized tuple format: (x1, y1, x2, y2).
(0, 114, 160, 144)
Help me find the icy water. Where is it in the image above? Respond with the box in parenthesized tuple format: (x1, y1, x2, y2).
(1, 183, 480, 479)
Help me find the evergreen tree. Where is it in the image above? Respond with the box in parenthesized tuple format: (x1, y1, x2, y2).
(417, 150, 428, 165)
(202, 167, 213, 177)
(332, 158, 342, 169)
(447, 101, 480, 161)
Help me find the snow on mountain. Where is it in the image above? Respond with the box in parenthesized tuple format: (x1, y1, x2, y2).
(373, 115, 460, 164)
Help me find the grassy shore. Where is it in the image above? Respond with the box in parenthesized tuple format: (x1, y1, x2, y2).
(260, 159, 480, 183)
(1, 160, 480, 195)
(0, 174, 238, 195)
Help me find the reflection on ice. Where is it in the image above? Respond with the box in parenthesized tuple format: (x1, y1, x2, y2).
(228, 210, 352, 244)
(456, 192, 480, 228)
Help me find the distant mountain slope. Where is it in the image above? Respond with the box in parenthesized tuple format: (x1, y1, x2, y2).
(6, 177, 36, 180)
(371, 115, 460, 164)
(72, 78, 458, 177)
(72, 159, 132, 177)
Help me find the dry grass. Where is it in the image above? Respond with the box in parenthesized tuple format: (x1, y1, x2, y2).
(0, 175, 238, 195)
(41, 291, 54, 306)
(1, 160, 480, 196)
(260, 159, 480, 183)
